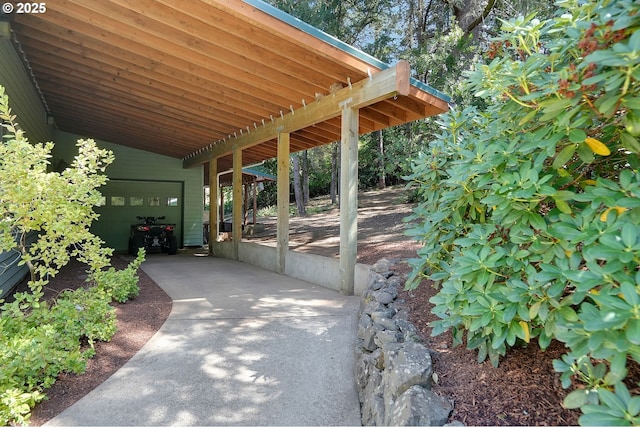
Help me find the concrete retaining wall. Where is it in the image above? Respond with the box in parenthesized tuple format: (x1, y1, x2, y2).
(210, 241, 370, 295)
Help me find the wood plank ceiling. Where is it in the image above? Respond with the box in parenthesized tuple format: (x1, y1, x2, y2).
(7, 0, 449, 175)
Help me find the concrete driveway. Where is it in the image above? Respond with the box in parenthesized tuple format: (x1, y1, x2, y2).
(45, 254, 361, 426)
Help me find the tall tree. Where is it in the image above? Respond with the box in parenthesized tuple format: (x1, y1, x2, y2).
(302, 150, 310, 204)
(291, 153, 306, 216)
(376, 130, 386, 189)
(330, 143, 339, 204)
(448, 0, 496, 36)
(267, 0, 393, 45)
(263, 0, 558, 196)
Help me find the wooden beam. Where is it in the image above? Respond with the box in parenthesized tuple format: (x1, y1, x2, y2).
(184, 60, 411, 168)
(119, 0, 349, 91)
(28, 56, 262, 134)
(155, 0, 358, 85)
(212, 0, 381, 75)
(13, 9, 291, 118)
(409, 86, 450, 114)
(15, 26, 285, 122)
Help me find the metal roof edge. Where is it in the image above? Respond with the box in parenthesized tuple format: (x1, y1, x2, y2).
(242, 166, 276, 180)
(243, 0, 451, 104)
(410, 77, 451, 103)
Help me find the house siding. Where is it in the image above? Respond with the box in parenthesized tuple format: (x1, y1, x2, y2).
(53, 131, 204, 250)
(0, 39, 54, 144)
(0, 38, 55, 297)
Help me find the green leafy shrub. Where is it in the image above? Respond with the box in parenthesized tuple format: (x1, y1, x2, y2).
(406, 0, 640, 424)
(0, 252, 146, 425)
(0, 85, 114, 296)
(91, 248, 145, 303)
(52, 287, 117, 344)
(0, 288, 113, 425)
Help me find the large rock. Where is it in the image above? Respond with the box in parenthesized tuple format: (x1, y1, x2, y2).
(386, 385, 453, 426)
(381, 342, 433, 401)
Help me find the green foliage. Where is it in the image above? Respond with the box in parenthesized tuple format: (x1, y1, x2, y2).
(91, 248, 145, 303)
(0, 85, 115, 295)
(404, 20, 480, 104)
(265, 0, 392, 46)
(0, 287, 113, 425)
(406, 0, 640, 424)
(0, 252, 146, 425)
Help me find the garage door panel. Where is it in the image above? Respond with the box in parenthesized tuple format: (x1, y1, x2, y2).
(93, 180, 183, 252)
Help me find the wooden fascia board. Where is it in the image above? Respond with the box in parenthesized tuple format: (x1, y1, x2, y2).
(409, 86, 450, 115)
(183, 61, 411, 168)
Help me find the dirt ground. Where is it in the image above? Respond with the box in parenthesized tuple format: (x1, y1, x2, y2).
(23, 185, 582, 425)
(244, 186, 421, 265)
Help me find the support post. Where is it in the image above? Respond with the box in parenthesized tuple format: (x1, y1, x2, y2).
(208, 158, 218, 254)
(276, 132, 290, 274)
(339, 104, 359, 295)
(253, 177, 258, 225)
(243, 182, 249, 225)
(220, 189, 224, 233)
(232, 147, 243, 260)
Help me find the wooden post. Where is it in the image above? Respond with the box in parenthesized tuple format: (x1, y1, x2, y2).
(339, 104, 359, 295)
(243, 180, 249, 225)
(232, 147, 242, 260)
(219, 188, 224, 233)
(208, 158, 218, 254)
(253, 176, 258, 225)
(276, 132, 290, 274)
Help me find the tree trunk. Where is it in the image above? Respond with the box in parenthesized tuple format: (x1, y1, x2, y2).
(376, 129, 386, 189)
(302, 150, 309, 205)
(450, 0, 497, 38)
(330, 142, 339, 205)
(292, 153, 306, 216)
(408, 0, 434, 47)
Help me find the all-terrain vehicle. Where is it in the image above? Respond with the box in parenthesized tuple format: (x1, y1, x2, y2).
(128, 216, 178, 255)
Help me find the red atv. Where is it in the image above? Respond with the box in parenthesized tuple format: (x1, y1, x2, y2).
(128, 216, 178, 255)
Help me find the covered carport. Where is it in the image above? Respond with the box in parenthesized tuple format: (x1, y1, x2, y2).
(4, 0, 449, 295)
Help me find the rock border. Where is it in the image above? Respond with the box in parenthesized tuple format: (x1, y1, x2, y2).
(354, 258, 456, 426)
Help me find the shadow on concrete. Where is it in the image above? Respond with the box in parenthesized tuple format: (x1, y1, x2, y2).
(45, 255, 361, 426)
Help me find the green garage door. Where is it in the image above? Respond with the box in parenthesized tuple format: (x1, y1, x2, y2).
(93, 180, 184, 252)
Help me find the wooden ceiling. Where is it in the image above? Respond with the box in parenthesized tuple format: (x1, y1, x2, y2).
(7, 0, 449, 172)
